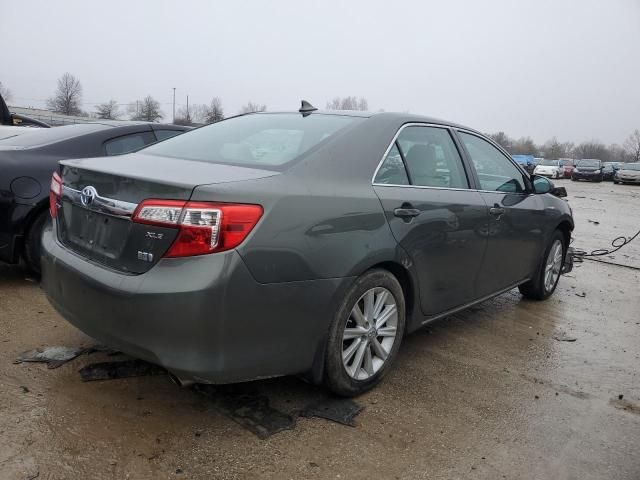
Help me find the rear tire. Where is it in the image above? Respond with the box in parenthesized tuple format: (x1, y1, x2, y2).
(519, 230, 566, 301)
(324, 269, 406, 397)
(613, 180, 619, 184)
(23, 210, 49, 275)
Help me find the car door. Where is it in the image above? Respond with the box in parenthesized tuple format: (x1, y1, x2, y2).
(456, 131, 546, 296)
(373, 124, 489, 316)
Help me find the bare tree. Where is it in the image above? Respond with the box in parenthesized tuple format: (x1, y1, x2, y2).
(325, 96, 369, 111)
(239, 101, 266, 114)
(573, 140, 609, 161)
(623, 129, 640, 162)
(0, 82, 12, 102)
(203, 97, 225, 123)
(95, 100, 120, 120)
(542, 136, 575, 159)
(129, 96, 164, 122)
(174, 105, 194, 125)
(47, 73, 83, 115)
(510, 137, 538, 156)
(487, 131, 512, 150)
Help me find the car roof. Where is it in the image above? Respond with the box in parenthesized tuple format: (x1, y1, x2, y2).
(252, 110, 478, 133)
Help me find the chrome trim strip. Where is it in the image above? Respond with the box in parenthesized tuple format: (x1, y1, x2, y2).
(61, 185, 138, 218)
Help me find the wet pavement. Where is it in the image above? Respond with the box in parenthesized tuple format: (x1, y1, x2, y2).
(1, 180, 639, 479)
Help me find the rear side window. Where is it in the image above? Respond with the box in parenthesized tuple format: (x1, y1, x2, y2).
(104, 132, 155, 155)
(154, 129, 183, 141)
(142, 113, 361, 168)
(374, 144, 409, 185)
(459, 132, 526, 193)
(375, 126, 468, 189)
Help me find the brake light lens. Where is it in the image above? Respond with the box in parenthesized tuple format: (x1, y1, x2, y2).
(132, 200, 263, 257)
(49, 171, 62, 218)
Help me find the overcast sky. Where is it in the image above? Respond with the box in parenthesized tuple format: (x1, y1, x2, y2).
(2, 0, 639, 144)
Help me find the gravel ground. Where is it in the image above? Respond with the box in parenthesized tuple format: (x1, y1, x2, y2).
(1, 179, 639, 480)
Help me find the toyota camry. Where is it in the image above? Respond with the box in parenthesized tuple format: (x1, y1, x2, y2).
(42, 103, 574, 396)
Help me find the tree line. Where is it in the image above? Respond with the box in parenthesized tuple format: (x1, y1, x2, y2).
(5, 73, 640, 162)
(32, 73, 370, 125)
(487, 131, 640, 163)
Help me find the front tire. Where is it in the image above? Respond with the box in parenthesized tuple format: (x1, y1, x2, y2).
(23, 210, 50, 275)
(519, 230, 566, 301)
(324, 269, 406, 396)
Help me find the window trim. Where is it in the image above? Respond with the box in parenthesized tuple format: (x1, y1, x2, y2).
(371, 122, 473, 192)
(454, 128, 533, 195)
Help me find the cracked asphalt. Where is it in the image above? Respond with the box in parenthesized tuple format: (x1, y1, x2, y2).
(1, 180, 639, 480)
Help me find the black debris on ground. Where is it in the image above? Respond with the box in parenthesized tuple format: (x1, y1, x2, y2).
(79, 359, 167, 382)
(14, 346, 86, 369)
(553, 333, 578, 342)
(575, 292, 586, 298)
(300, 396, 364, 427)
(20, 386, 29, 393)
(194, 385, 296, 440)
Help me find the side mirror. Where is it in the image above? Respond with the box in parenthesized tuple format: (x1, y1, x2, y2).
(531, 175, 553, 194)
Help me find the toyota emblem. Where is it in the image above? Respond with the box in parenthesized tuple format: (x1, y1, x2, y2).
(80, 186, 98, 206)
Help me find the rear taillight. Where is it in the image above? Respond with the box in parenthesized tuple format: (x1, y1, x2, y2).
(132, 200, 263, 257)
(49, 171, 62, 218)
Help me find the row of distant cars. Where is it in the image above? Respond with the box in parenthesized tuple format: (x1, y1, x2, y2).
(528, 157, 640, 184)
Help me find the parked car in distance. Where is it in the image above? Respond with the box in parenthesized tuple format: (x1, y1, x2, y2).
(613, 163, 640, 184)
(602, 162, 621, 181)
(559, 158, 575, 178)
(0, 122, 190, 273)
(512, 154, 536, 174)
(42, 106, 574, 396)
(572, 159, 603, 182)
(533, 159, 562, 179)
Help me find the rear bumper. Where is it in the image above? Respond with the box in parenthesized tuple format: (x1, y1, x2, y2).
(41, 221, 351, 384)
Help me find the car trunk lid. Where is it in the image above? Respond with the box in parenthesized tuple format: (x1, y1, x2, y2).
(56, 153, 278, 274)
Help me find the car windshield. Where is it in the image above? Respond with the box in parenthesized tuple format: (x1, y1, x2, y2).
(0, 124, 109, 147)
(620, 163, 640, 171)
(559, 159, 573, 166)
(538, 160, 559, 166)
(142, 113, 362, 168)
(577, 159, 600, 167)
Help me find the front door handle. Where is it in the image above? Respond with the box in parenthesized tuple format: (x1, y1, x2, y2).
(489, 205, 505, 217)
(394, 207, 421, 218)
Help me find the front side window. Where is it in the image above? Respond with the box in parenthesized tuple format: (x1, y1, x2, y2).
(459, 132, 526, 193)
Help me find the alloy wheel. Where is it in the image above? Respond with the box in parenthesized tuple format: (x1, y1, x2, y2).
(342, 287, 398, 380)
(544, 239, 563, 293)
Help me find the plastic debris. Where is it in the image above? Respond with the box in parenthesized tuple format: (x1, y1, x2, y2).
(79, 359, 166, 382)
(194, 385, 295, 439)
(301, 396, 364, 427)
(15, 346, 85, 369)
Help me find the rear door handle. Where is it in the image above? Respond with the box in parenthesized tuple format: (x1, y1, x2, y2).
(394, 207, 421, 218)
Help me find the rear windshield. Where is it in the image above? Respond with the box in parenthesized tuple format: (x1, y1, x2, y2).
(143, 113, 361, 168)
(620, 163, 640, 171)
(577, 159, 601, 167)
(0, 124, 109, 147)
